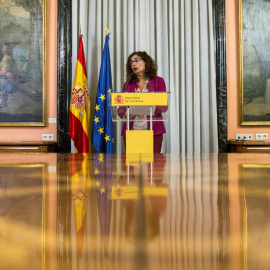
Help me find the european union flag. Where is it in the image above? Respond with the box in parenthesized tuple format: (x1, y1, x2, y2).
(92, 35, 115, 153)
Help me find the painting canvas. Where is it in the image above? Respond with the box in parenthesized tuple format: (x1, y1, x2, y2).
(0, 0, 46, 126)
(240, 0, 270, 125)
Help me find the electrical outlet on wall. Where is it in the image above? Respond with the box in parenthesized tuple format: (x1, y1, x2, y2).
(236, 134, 243, 140)
(42, 134, 54, 141)
(236, 134, 253, 141)
(256, 133, 268, 141)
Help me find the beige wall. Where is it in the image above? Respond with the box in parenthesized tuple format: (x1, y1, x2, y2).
(227, 0, 270, 140)
(0, 0, 57, 142)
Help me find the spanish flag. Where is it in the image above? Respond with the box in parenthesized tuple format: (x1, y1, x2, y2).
(69, 35, 90, 153)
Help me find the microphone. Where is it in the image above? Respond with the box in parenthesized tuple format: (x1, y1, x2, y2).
(147, 79, 154, 92)
(125, 72, 134, 92)
(143, 69, 154, 92)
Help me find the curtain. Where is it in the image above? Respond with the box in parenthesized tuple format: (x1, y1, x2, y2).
(72, 0, 218, 154)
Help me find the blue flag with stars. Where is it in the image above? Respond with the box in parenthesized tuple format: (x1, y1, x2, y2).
(92, 35, 115, 153)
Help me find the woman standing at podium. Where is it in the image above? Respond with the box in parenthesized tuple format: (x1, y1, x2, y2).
(117, 51, 168, 153)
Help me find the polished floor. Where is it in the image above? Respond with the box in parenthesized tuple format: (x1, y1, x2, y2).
(0, 153, 270, 270)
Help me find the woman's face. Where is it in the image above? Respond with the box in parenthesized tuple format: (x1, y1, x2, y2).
(2, 45, 7, 55)
(130, 54, 146, 75)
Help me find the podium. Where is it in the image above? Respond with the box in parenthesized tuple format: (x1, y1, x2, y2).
(110, 91, 169, 155)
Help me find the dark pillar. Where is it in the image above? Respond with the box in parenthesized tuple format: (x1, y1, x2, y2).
(57, 0, 72, 153)
(213, 0, 228, 153)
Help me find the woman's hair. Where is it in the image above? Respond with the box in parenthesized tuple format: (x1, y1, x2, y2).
(125, 51, 158, 83)
(3, 43, 13, 57)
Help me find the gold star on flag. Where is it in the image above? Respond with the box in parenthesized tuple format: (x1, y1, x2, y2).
(95, 104, 100, 111)
(99, 94, 105, 101)
(94, 116, 100, 123)
(98, 127, 104, 134)
(94, 168, 99, 175)
(100, 187, 105, 194)
(107, 87, 112, 92)
(105, 134, 110, 142)
(99, 154, 104, 162)
(112, 138, 115, 144)
(96, 181, 100, 187)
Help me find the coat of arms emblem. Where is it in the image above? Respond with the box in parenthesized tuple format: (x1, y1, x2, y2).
(71, 83, 90, 111)
(114, 187, 124, 197)
(114, 95, 124, 105)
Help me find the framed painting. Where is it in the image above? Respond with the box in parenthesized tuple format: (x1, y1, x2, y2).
(240, 0, 270, 125)
(0, 0, 46, 126)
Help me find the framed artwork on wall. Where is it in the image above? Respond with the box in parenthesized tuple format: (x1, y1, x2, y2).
(240, 0, 270, 125)
(0, 0, 46, 126)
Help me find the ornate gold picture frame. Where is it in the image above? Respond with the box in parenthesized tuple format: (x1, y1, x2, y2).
(0, 0, 46, 126)
(240, 0, 270, 125)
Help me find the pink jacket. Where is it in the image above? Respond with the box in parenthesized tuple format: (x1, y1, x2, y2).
(117, 76, 168, 137)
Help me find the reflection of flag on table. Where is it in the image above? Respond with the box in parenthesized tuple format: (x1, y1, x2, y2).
(69, 34, 91, 153)
(69, 154, 91, 257)
(92, 34, 115, 153)
(94, 153, 112, 257)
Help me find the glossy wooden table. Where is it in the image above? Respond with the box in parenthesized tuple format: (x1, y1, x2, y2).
(0, 153, 269, 270)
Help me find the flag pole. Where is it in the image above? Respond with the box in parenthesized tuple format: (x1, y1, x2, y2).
(105, 24, 109, 35)
(92, 23, 115, 153)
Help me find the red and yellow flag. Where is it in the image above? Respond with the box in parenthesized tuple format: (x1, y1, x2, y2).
(69, 35, 90, 153)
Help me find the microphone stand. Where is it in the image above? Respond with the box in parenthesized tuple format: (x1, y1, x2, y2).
(143, 70, 154, 130)
(143, 69, 154, 92)
(125, 72, 134, 92)
(125, 73, 134, 131)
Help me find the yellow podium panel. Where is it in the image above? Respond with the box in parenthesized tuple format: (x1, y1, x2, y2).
(126, 130, 153, 154)
(111, 92, 167, 106)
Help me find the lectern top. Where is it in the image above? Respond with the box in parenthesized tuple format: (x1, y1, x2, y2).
(110, 92, 169, 107)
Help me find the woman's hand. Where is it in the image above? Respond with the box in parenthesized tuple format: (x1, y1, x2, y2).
(124, 111, 136, 120)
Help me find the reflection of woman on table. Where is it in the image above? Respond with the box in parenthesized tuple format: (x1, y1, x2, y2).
(118, 154, 168, 242)
(0, 44, 17, 107)
(117, 51, 168, 153)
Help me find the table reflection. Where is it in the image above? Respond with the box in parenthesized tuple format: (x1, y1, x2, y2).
(0, 153, 270, 269)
